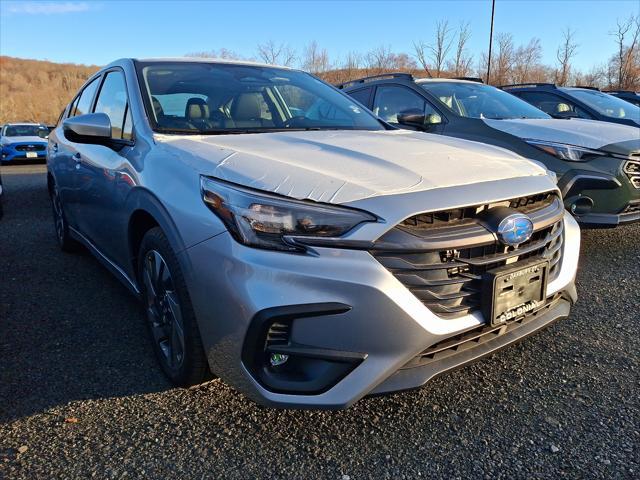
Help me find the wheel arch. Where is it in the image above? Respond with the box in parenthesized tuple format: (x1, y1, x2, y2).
(125, 188, 187, 283)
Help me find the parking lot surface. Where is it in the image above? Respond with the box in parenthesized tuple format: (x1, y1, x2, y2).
(1, 164, 638, 479)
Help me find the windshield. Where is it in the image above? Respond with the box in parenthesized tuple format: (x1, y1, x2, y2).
(3, 125, 45, 137)
(420, 82, 551, 120)
(564, 89, 640, 120)
(136, 62, 384, 134)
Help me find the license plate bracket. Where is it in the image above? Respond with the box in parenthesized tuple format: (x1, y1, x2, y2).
(482, 258, 549, 326)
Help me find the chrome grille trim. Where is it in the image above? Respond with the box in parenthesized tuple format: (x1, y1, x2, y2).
(371, 192, 564, 319)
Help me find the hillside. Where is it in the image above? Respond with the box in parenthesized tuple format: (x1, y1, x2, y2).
(0, 56, 99, 125)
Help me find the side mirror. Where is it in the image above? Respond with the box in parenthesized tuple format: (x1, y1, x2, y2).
(63, 113, 111, 144)
(550, 108, 579, 119)
(397, 109, 443, 129)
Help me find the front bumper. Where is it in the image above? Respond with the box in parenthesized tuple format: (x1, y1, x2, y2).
(558, 158, 640, 226)
(180, 211, 581, 409)
(1, 144, 47, 162)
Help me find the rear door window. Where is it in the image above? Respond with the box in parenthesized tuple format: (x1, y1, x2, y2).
(349, 88, 373, 108)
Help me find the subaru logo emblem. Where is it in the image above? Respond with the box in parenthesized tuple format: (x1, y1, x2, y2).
(497, 213, 533, 246)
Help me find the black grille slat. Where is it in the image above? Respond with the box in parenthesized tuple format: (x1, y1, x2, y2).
(15, 144, 46, 152)
(372, 192, 564, 320)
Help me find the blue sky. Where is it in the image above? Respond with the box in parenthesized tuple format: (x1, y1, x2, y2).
(1, 0, 638, 71)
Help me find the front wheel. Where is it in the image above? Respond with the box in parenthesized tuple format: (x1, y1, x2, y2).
(50, 183, 79, 252)
(138, 227, 211, 386)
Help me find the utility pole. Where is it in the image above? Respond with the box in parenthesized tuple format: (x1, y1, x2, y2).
(486, 0, 496, 84)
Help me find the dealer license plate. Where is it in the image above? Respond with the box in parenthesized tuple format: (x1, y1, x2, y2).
(482, 259, 549, 327)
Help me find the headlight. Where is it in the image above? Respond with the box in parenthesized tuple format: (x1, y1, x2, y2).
(525, 139, 603, 162)
(200, 176, 377, 252)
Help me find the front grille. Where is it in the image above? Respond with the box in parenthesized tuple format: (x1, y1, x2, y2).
(15, 144, 46, 152)
(402, 293, 564, 369)
(624, 160, 640, 189)
(372, 192, 564, 320)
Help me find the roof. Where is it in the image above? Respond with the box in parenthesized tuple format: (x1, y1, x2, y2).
(129, 57, 294, 70)
(415, 78, 481, 84)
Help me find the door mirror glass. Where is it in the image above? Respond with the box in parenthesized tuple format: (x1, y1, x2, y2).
(63, 113, 112, 144)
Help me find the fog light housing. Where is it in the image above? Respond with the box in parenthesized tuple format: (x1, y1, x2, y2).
(269, 353, 289, 367)
(242, 303, 366, 395)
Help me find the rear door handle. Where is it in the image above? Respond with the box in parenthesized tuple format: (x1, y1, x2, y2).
(52, 143, 58, 152)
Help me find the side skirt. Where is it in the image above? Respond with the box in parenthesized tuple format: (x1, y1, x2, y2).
(70, 226, 141, 298)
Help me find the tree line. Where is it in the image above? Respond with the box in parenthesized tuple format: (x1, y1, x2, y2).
(1, 14, 638, 125)
(191, 14, 640, 89)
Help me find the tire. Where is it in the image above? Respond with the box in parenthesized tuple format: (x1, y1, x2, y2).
(138, 227, 211, 386)
(50, 182, 79, 252)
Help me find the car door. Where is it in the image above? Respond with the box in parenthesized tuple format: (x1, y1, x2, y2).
(73, 68, 134, 262)
(372, 84, 446, 133)
(51, 76, 101, 229)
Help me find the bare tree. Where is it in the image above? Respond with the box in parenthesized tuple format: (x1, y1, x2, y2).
(412, 40, 433, 77)
(365, 45, 396, 73)
(512, 38, 543, 83)
(611, 15, 640, 89)
(555, 28, 578, 86)
(301, 41, 330, 74)
(256, 40, 297, 66)
(449, 22, 473, 77)
(428, 20, 454, 77)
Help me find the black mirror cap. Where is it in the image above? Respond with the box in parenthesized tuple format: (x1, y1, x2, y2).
(550, 111, 580, 119)
(63, 113, 112, 144)
(397, 109, 443, 128)
(397, 109, 427, 128)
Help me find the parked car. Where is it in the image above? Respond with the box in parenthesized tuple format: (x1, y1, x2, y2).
(0, 123, 49, 163)
(604, 90, 640, 107)
(48, 58, 580, 409)
(500, 83, 640, 127)
(340, 75, 640, 226)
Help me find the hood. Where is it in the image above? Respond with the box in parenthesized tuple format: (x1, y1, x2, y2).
(1, 136, 47, 145)
(483, 118, 640, 155)
(156, 129, 547, 204)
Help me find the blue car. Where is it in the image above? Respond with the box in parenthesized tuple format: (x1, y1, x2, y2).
(0, 123, 49, 163)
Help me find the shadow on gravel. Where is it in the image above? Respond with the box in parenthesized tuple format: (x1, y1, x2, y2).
(0, 166, 171, 423)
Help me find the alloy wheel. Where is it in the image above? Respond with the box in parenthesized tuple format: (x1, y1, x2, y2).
(52, 187, 65, 243)
(142, 250, 185, 371)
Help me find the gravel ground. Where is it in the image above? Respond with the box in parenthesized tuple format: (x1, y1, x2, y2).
(1, 164, 638, 479)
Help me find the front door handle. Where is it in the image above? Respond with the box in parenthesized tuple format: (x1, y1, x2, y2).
(52, 143, 58, 153)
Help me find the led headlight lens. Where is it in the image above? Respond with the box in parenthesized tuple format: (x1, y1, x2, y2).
(201, 176, 377, 251)
(525, 139, 603, 162)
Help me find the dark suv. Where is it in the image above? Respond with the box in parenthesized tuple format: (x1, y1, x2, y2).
(340, 74, 640, 226)
(604, 90, 640, 107)
(501, 84, 640, 127)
